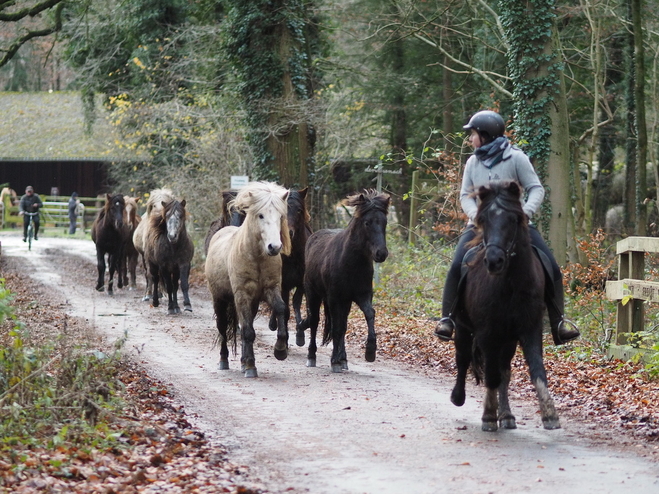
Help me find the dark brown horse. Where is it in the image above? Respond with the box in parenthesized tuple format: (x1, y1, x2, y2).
(450, 181, 560, 431)
(120, 196, 141, 290)
(144, 199, 194, 314)
(91, 193, 127, 294)
(203, 190, 244, 254)
(268, 187, 312, 345)
(303, 190, 390, 372)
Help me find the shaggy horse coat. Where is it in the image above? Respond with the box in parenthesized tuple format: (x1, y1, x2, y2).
(91, 193, 127, 294)
(205, 181, 291, 378)
(120, 196, 141, 290)
(143, 199, 194, 314)
(303, 190, 390, 372)
(450, 181, 560, 431)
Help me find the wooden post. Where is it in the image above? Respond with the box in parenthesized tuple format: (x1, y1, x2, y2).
(408, 170, 419, 245)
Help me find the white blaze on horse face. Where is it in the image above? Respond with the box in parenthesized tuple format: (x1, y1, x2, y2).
(166, 209, 183, 243)
(257, 207, 283, 256)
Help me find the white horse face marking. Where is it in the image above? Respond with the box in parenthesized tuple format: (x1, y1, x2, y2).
(166, 209, 184, 243)
(256, 207, 283, 256)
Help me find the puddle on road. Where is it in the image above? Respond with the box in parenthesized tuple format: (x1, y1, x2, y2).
(97, 313, 131, 317)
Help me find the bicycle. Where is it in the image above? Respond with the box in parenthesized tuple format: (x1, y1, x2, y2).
(24, 211, 39, 251)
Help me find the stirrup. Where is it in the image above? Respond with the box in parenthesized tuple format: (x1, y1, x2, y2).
(434, 317, 455, 341)
(555, 318, 580, 345)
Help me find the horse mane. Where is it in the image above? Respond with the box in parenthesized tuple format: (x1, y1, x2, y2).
(342, 189, 391, 218)
(231, 181, 292, 256)
(469, 181, 528, 247)
(288, 187, 311, 225)
(146, 188, 174, 215)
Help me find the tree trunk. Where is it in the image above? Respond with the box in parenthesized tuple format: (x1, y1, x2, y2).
(631, 0, 647, 235)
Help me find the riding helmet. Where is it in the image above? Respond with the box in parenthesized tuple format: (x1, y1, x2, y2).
(463, 110, 505, 142)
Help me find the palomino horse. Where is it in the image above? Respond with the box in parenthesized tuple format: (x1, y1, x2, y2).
(205, 181, 291, 378)
(133, 188, 175, 301)
(144, 199, 194, 314)
(120, 196, 141, 290)
(91, 193, 127, 294)
(450, 181, 560, 431)
(303, 190, 390, 372)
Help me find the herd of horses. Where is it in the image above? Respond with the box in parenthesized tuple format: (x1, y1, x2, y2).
(90, 180, 560, 432)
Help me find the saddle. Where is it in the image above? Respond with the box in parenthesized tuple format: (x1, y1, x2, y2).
(452, 244, 555, 314)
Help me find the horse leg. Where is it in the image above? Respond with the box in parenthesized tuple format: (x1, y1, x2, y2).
(265, 287, 288, 361)
(115, 247, 124, 290)
(95, 251, 106, 292)
(149, 262, 160, 308)
(214, 299, 230, 370)
(520, 328, 561, 430)
(107, 253, 117, 295)
(269, 288, 289, 332)
(180, 262, 192, 312)
(161, 268, 177, 315)
(235, 296, 257, 378)
(356, 295, 377, 362)
(305, 291, 321, 367)
(482, 387, 499, 432)
(329, 303, 349, 373)
(482, 341, 503, 432)
(497, 341, 517, 429)
(128, 252, 138, 290)
(140, 254, 151, 302)
(450, 327, 472, 407)
(292, 286, 306, 345)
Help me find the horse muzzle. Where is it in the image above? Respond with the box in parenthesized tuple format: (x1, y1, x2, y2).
(484, 246, 507, 274)
(267, 243, 282, 256)
(373, 248, 388, 264)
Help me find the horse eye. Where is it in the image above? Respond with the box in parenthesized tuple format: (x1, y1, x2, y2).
(259, 214, 264, 219)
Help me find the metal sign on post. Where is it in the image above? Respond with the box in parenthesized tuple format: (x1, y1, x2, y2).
(230, 175, 249, 189)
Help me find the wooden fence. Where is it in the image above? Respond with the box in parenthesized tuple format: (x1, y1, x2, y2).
(1, 195, 101, 231)
(605, 236, 659, 361)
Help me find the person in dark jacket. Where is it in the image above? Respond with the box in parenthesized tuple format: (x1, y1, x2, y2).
(19, 186, 43, 241)
(68, 192, 79, 234)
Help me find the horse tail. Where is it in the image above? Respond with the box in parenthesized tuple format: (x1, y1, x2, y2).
(226, 302, 239, 354)
(471, 342, 484, 385)
(321, 304, 332, 346)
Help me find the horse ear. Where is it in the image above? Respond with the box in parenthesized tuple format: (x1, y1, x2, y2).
(298, 187, 308, 198)
(282, 190, 289, 203)
(106, 193, 112, 201)
(507, 181, 521, 197)
(181, 199, 186, 208)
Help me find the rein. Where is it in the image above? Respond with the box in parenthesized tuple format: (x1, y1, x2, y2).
(483, 223, 518, 260)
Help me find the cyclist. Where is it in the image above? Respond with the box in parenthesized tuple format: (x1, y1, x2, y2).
(19, 185, 43, 242)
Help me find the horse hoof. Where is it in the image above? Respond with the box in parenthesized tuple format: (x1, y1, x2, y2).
(244, 368, 258, 378)
(450, 389, 465, 407)
(542, 418, 561, 430)
(341, 360, 349, 370)
(168, 309, 177, 315)
(184, 305, 192, 312)
(218, 361, 229, 370)
(96, 286, 104, 292)
(306, 358, 316, 367)
(142, 296, 150, 302)
(274, 348, 288, 361)
(296, 332, 305, 347)
(500, 418, 517, 430)
(331, 363, 343, 373)
(482, 421, 498, 432)
(365, 349, 376, 362)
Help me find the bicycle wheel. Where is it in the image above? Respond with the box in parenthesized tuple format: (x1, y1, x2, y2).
(27, 221, 33, 251)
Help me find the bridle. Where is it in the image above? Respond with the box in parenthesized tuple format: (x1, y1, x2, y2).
(480, 201, 520, 262)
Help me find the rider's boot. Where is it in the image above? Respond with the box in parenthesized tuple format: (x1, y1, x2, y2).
(547, 277, 580, 345)
(434, 267, 460, 341)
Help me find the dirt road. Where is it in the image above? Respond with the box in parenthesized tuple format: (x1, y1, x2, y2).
(1, 232, 658, 493)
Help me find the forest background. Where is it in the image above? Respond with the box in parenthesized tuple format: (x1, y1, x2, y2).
(2, 0, 659, 345)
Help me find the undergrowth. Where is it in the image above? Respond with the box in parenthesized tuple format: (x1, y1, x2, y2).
(0, 278, 128, 462)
